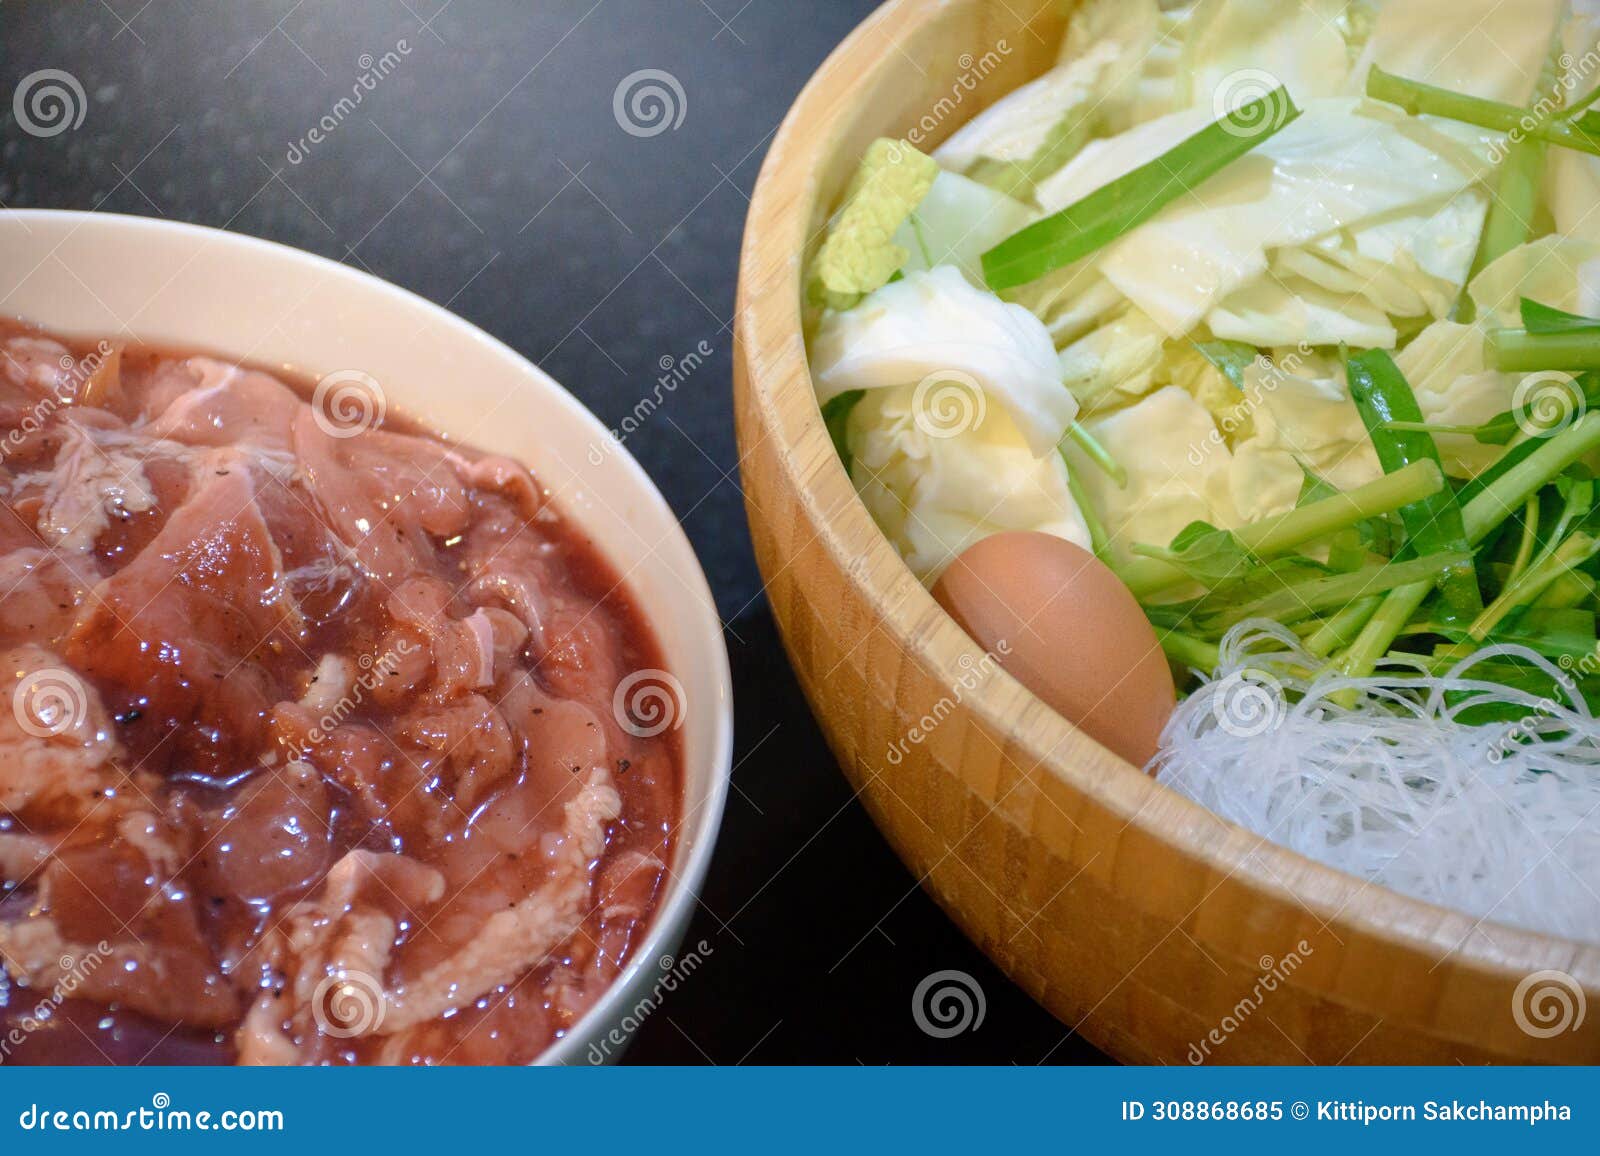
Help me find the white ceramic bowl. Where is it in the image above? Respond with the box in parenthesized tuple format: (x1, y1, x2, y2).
(0, 209, 734, 1065)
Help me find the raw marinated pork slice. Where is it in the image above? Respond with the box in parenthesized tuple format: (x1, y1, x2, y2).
(0, 322, 680, 1065)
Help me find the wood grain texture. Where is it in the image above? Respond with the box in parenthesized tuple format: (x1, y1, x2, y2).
(733, 0, 1600, 1063)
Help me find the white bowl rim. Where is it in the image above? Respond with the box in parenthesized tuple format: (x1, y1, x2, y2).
(0, 207, 735, 1064)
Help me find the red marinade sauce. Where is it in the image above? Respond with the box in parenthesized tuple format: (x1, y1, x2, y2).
(0, 320, 679, 1065)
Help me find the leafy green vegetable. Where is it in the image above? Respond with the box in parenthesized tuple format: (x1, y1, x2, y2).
(1205, 551, 1474, 631)
(1346, 349, 1482, 620)
(821, 389, 864, 474)
(980, 87, 1302, 291)
(1426, 608, 1600, 660)
(1191, 339, 1258, 391)
(1062, 448, 1110, 558)
(1117, 459, 1444, 599)
(1139, 555, 1331, 631)
(1455, 436, 1548, 507)
(1300, 469, 1398, 560)
(1129, 521, 1253, 586)
(1522, 297, 1600, 336)
(807, 139, 938, 311)
(1121, 462, 1443, 600)
(1562, 83, 1600, 121)
(1485, 300, 1600, 373)
(1342, 414, 1600, 681)
(1304, 595, 1382, 657)
(1460, 415, 1600, 543)
(1468, 478, 1598, 639)
(1505, 495, 1541, 586)
(1158, 630, 1221, 672)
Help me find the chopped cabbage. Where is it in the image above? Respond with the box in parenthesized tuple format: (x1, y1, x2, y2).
(847, 384, 1090, 584)
(893, 170, 1034, 286)
(1468, 236, 1600, 324)
(1065, 385, 1240, 564)
(1226, 360, 1382, 522)
(1208, 274, 1396, 349)
(1001, 260, 1125, 345)
(1056, 305, 1169, 409)
(1353, 0, 1566, 105)
(1276, 191, 1487, 319)
(809, 266, 1077, 456)
(934, 40, 1119, 199)
(1057, 0, 1185, 133)
(803, 0, 1597, 597)
(1179, 0, 1352, 109)
(1172, 342, 1255, 442)
(1398, 321, 1514, 477)
(807, 139, 938, 311)
(1035, 100, 1489, 336)
(1207, 190, 1487, 346)
(1549, 151, 1600, 245)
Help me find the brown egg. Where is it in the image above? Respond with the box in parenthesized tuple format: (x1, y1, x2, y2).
(932, 532, 1175, 768)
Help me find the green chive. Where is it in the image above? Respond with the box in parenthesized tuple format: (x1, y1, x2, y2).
(980, 88, 1302, 291)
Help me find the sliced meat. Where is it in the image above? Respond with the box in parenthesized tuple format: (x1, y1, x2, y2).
(378, 772, 620, 1034)
(31, 418, 160, 553)
(293, 412, 470, 585)
(0, 645, 124, 825)
(0, 323, 679, 1066)
(142, 358, 304, 455)
(1, 837, 238, 1028)
(64, 463, 307, 771)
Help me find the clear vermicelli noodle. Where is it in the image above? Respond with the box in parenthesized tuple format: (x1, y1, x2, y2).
(1156, 622, 1600, 941)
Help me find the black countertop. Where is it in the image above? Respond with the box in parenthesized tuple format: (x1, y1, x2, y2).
(1, 0, 1105, 1065)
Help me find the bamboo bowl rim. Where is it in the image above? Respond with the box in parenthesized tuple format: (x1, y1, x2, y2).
(736, 0, 1600, 985)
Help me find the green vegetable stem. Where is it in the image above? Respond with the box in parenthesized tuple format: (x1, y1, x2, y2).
(1116, 458, 1444, 599)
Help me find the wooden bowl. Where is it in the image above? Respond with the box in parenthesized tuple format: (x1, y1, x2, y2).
(734, 0, 1600, 1063)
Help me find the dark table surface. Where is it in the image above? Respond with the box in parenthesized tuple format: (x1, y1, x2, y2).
(1, 0, 1105, 1065)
